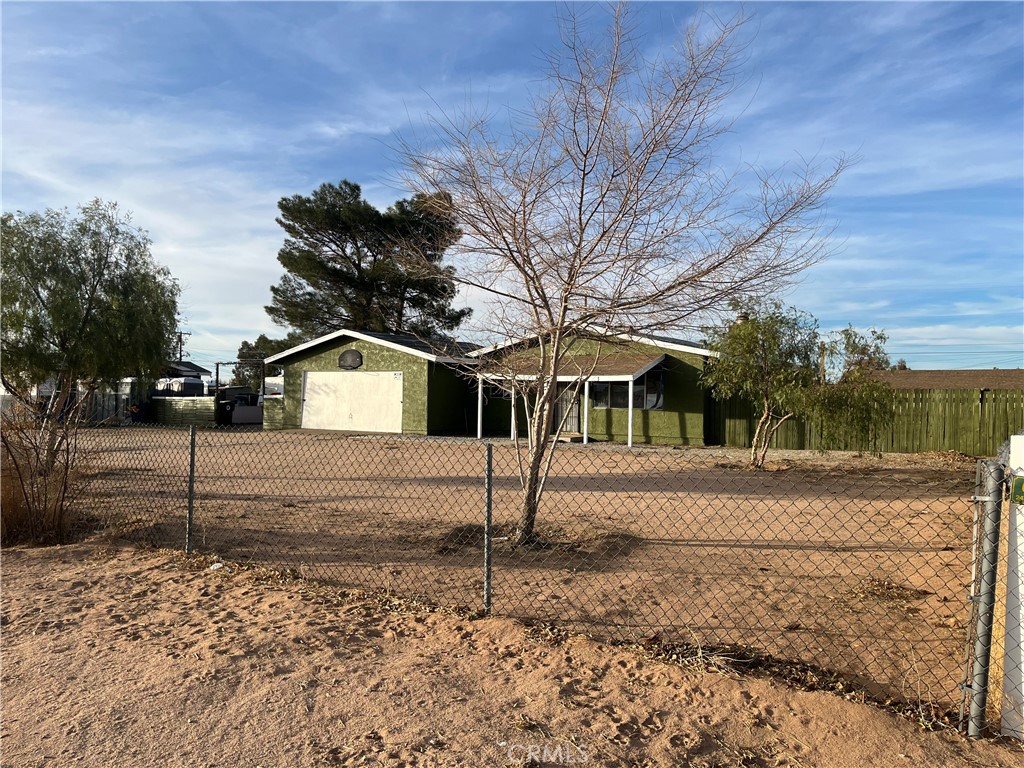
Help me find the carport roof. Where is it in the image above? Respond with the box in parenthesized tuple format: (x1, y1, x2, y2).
(265, 329, 479, 366)
(482, 353, 665, 382)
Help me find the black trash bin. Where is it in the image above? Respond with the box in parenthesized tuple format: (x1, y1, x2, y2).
(215, 400, 235, 426)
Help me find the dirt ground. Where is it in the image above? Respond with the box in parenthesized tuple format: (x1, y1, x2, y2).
(2, 541, 1021, 768)
(74, 430, 981, 714)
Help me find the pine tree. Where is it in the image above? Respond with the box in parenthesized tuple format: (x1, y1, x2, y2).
(265, 180, 469, 339)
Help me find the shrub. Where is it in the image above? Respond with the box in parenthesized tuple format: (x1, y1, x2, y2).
(0, 393, 88, 543)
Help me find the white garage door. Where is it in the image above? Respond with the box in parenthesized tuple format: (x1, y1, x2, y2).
(301, 371, 403, 433)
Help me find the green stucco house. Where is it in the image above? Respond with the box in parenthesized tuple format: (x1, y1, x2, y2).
(263, 328, 715, 445)
(263, 329, 478, 435)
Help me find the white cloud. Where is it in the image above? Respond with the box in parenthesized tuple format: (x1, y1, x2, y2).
(885, 323, 1023, 349)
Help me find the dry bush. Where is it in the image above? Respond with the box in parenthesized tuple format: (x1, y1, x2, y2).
(1, 443, 32, 542)
(0, 395, 89, 544)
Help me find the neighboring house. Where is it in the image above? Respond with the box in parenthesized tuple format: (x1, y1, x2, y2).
(264, 329, 480, 435)
(164, 361, 212, 379)
(1, 361, 217, 425)
(469, 333, 716, 446)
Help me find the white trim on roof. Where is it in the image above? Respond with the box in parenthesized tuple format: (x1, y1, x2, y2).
(466, 335, 532, 358)
(614, 333, 717, 358)
(265, 329, 478, 366)
(466, 332, 716, 359)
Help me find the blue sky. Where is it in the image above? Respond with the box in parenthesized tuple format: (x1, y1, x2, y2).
(3, 1, 1022, 373)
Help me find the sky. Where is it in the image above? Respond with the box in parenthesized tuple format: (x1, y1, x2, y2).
(3, 1, 1022, 375)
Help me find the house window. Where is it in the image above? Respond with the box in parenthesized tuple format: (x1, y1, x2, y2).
(589, 369, 664, 411)
(643, 369, 664, 410)
(609, 382, 630, 409)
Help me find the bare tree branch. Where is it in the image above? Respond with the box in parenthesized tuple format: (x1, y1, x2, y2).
(399, 4, 847, 546)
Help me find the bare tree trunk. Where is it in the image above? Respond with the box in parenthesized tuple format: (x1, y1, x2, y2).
(515, 449, 545, 546)
(514, 374, 557, 547)
(754, 409, 795, 470)
(41, 377, 79, 536)
(511, 333, 565, 547)
(40, 376, 74, 475)
(750, 400, 772, 468)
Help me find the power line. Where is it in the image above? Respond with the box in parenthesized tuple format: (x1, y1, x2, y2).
(884, 344, 1019, 350)
(889, 351, 1023, 357)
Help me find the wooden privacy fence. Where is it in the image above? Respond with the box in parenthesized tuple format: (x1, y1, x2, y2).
(714, 388, 1024, 456)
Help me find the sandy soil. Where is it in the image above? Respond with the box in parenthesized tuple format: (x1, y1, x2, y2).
(74, 430, 980, 714)
(2, 541, 1021, 768)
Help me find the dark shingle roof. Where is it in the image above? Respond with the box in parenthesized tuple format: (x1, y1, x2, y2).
(356, 331, 481, 357)
(872, 369, 1023, 390)
(165, 360, 212, 377)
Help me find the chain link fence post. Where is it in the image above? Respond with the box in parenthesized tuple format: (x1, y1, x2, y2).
(484, 442, 493, 615)
(968, 459, 1004, 737)
(185, 424, 197, 554)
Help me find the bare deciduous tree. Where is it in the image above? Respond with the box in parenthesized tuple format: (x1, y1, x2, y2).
(401, 5, 847, 547)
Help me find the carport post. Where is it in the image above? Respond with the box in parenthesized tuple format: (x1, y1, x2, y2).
(510, 390, 516, 441)
(476, 375, 484, 440)
(185, 424, 196, 554)
(583, 380, 590, 444)
(627, 379, 634, 448)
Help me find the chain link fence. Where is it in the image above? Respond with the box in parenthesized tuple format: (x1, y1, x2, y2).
(73, 424, 1012, 728)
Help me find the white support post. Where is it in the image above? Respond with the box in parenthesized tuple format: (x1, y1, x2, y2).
(1003, 435, 1024, 739)
(510, 390, 516, 441)
(583, 380, 590, 445)
(476, 375, 484, 440)
(627, 379, 634, 448)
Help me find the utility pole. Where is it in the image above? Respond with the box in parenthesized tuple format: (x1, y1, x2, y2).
(175, 331, 192, 363)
